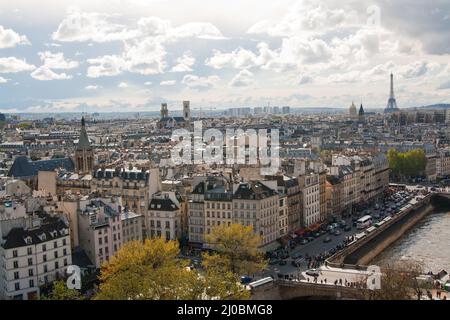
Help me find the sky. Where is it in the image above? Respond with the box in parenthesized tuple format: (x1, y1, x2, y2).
(0, 0, 449, 113)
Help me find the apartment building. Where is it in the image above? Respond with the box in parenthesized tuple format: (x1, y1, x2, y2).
(232, 181, 279, 247)
(264, 175, 301, 233)
(146, 191, 183, 241)
(77, 198, 124, 268)
(298, 172, 320, 227)
(0, 214, 71, 300)
(436, 149, 450, 178)
(121, 211, 144, 244)
(91, 167, 161, 215)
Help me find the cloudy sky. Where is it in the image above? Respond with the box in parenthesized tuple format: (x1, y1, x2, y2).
(0, 0, 449, 113)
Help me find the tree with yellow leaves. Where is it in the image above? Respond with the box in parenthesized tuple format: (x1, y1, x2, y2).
(94, 238, 249, 300)
(203, 224, 267, 276)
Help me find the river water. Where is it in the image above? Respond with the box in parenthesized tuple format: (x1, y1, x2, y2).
(372, 210, 450, 273)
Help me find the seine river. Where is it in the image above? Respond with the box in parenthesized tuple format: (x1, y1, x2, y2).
(372, 210, 450, 273)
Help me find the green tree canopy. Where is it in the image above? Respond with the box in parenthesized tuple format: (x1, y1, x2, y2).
(387, 148, 426, 180)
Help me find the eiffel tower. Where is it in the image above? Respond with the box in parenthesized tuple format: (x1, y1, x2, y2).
(384, 73, 399, 113)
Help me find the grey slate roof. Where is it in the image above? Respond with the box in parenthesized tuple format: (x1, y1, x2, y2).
(8, 156, 75, 178)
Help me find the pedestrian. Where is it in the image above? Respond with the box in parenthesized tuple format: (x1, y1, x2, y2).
(324, 278, 327, 284)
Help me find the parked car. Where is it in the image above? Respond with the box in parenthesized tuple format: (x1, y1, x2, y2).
(339, 220, 347, 228)
(313, 232, 321, 238)
(323, 236, 332, 243)
(344, 225, 352, 232)
(333, 229, 341, 236)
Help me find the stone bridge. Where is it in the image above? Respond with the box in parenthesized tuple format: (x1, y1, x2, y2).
(251, 280, 364, 300)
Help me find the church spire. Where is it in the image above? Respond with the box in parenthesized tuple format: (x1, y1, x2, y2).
(75, 117, 94, 174)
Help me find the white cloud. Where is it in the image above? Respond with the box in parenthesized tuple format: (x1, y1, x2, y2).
(247, 0, 358, 37)
(85, 85, 100, 90)
(205, 47, 259, 70)
(0, 57, 35, 73)
(118, 82, 128, 88)
(38, 51, 79, 69)
(182, 74, 220, 89)
(0, 25, 30, 49)
(171, 51, 195, 72)
(229, 69, 254, 87)
(52, 8, 135, 43)
(31, 66, 72, 81)
(124, 38, 166, 75)
(87, 55, 125, 78)
(0, 76, 9, 83)
(160, 80, 176, 86)
(144, 81, 152, 86)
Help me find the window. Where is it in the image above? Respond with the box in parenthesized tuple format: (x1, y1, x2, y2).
(63, 249, 67, 256)
(43, 265, 48, 273)
(62, 239, 67, 246)
(13, 261, 18, 269)
(27, 248, 32, 255)
(27, 258, 32, 266)
(13, 250, 18, 258)
(64, 259, 68, 266)
(99, 237, 103, 245)
(54, 251, 58, 259)
(28, 269, 33, 277)
(42, 244, 46, 252)
(55, 261, 59, 269)
(29, 279, 34, 288)
(104, 236, 108, 243)
(14, 283, 20, 291)
(14, 271, 19, 280)
(43, 254, 47, 262)
(165, 231, 170, 240)
(53, 241, 57, 249)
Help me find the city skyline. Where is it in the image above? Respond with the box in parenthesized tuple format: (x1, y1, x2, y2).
(0, 0, 449, 113)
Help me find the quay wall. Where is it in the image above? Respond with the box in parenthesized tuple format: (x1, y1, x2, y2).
(327, 194, 437, 267)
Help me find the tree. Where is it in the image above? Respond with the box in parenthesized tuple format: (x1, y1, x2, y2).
(203, 224, 267, 276)
(94, 238, 249, 300)
(387, 148, 426, 181)
(40, 280, 84, 300)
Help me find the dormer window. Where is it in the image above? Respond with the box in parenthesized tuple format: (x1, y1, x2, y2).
(157, 204, 161, 209)
(24, 236, 32, 245)
(39, 233, 46, 241)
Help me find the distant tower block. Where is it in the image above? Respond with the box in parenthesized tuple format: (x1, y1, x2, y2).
(160, 103, 168, 118)
(385, 73, 399, 113)
(183, 100, 191, 122)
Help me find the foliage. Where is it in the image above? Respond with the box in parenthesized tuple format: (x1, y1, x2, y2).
(94, 238, 249, 300)
(203, 224, 267, 276)
(387, 148, 426, 180)
(17, 122, 32, 130)
(40, 280, 84, 300)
